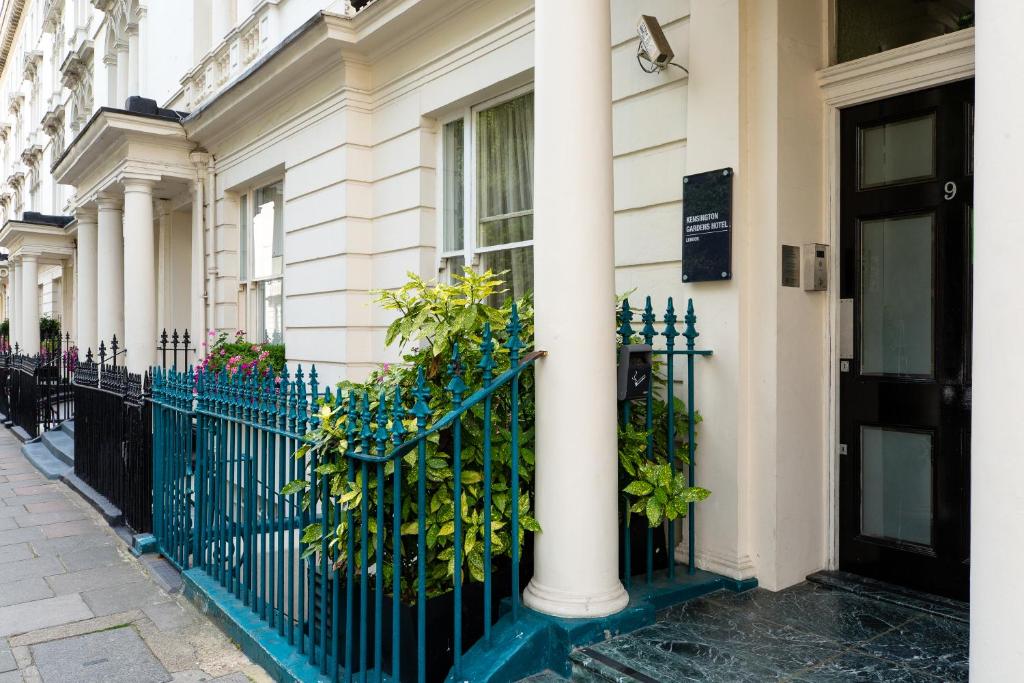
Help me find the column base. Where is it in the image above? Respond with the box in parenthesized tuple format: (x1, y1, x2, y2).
(523, 577, 629, 619)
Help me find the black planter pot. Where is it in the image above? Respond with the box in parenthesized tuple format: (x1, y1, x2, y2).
(618, 512, 669, 579)
(321, 537, 534, 682)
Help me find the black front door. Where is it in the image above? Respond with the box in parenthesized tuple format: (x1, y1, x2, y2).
(839, 79, 973, 601)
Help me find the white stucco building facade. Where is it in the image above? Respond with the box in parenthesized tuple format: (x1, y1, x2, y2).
(0, 0, 1018, 678)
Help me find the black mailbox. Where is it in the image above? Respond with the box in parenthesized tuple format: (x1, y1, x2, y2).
(617, 344, 653, 401)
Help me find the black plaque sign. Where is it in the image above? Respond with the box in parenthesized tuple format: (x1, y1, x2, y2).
(682, 168, 733, 282)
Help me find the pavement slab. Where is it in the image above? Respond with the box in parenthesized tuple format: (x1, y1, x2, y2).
(0, 594, 94, 638)
(30, 626, 172, 683)
(0, 578, 54, 608)
(0, 427, 269, 682)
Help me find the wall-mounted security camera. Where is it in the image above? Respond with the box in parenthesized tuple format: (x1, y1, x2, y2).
(637, 15, 674, 69)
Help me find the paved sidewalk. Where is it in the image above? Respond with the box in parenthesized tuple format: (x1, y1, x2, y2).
(0, 429, 271, 683)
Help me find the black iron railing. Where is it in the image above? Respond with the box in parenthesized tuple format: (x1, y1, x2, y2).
(3, 333, 77, 437)
(71, 331, 189, 533)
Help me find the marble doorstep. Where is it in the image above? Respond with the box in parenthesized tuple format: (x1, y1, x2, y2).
(570, 581, 968, 682)
(806, 570, 969, 623)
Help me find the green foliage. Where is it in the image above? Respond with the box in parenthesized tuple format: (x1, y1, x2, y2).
(0, 318, 8, 339)
(296, 268, 537, 602)
(197, 329, 285, 377)
(39, 316, 62, 353)
(290, 268, 710, 602)
(618, 393, 709, 527)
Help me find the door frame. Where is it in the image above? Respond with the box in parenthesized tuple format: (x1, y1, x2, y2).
(818, 28, 975, 570)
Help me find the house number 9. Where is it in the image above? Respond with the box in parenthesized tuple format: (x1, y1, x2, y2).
(944, 181, 957, 200)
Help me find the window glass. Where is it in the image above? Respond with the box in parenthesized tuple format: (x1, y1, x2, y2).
(859, 114, 935, 189)
(261, 278, 283, 344)
(477, 92, 533, 249)
(476, 92, 534, 299)
(252, 181, 283, 280)
(860, 214, 934, 376)
(861, 427, 932, 546)
(837, 0, 974, 63)
(443, 119, 464, 253)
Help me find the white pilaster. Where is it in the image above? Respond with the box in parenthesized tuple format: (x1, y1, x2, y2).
(127, 28, 140, 98)
(211, 0, 234, 42)
(96, 193, 125, 348)
(190, 153, 209, 343)
(20, 255, 39, 354)
(523, 0, 628, 618)
(156, 200, 171, 340)
(116, 44, 129, 107)
(10, 259, 19, 349)
(972, 2, 1024, 678)
(122, 178, 156, 373)
(76, 207, 98, 354)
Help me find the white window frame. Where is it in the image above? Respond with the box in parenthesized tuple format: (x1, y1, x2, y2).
(436, 83, 535, 279)
(237, 179, 285, 344)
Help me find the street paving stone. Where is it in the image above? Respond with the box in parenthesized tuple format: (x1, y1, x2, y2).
(0, 594, 94, 637)
(0, 577, 54, 608)
(0, 427, 270, 682)
(30, 626, 171, 683)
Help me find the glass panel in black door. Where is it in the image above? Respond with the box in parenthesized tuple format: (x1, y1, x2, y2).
(839, 79, 972, 600)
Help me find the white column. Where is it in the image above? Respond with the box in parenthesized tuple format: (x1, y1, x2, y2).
(9, 259, 19, 349)
(116, 43, 129, 107)
(122, 178, 156, 373)
(972, 3, 1024, 678)
(20, 255, 39, 354)
(76, 208, 98, 354)
(104, 54, 118, 107)
(96, 193, 125, 348)
(190, 153, 209, 342)
(523, 0, 628, 618)
(211, 0, 234, 42)
(127, 28, 140, 98)
(156, 200, 171, 338)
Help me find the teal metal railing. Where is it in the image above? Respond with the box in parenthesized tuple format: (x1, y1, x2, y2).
(150, 305, 539, 682)
(617, 296, 711, 588)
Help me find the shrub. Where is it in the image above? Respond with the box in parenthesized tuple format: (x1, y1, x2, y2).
(196, 329, 286, 379)
(294, 269, 708, 601)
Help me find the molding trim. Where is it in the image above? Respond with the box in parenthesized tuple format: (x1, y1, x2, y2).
(675, 544, 757, 581)
(818, 28, 974, 107)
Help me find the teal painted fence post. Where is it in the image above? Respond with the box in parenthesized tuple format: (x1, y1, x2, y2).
(684, 299, 699, 576)
(662, 298, 680, 580)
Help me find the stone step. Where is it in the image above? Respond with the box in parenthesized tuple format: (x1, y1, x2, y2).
(21, 441, 73, 480)
(61, 470, 123, 527)
(42, 429, 74, 467)
(569, 649, 649, 683)
(60, 419, 75, 439)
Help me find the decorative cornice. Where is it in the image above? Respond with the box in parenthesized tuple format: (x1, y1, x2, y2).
(819, 28, 975, 107)
(22, 49, 42, 81)
(60, 40, 94, 89)
(41, 103, 65, 137)
(7, 92, 23, 114)
(41, 0, 64, 34)
(0, 0, 27, 78)
(20, 143, 43, 167)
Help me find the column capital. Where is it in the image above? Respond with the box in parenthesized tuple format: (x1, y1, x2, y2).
(20, 253, 37, 264)
(75, 206, 98, 223)
(190, 151, 211, 168)
(122, 177, 157, 194)
(96, 192, 122, 211)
